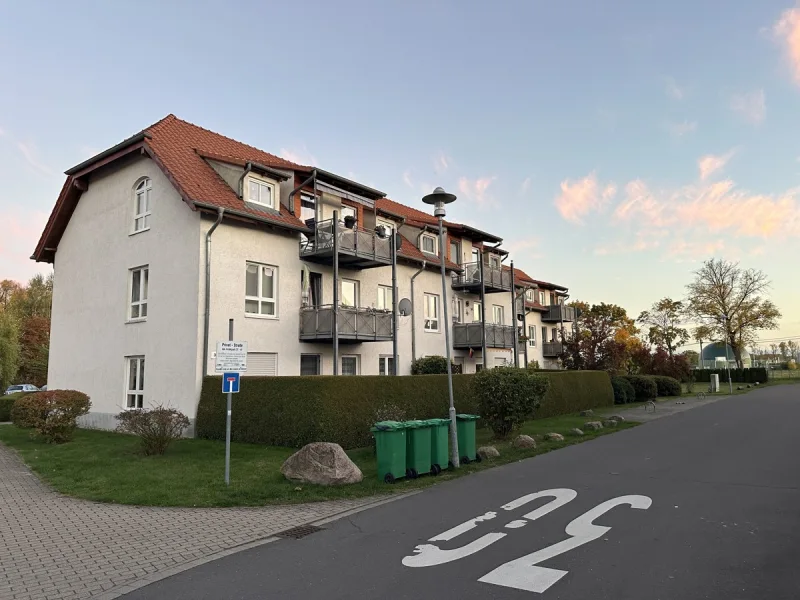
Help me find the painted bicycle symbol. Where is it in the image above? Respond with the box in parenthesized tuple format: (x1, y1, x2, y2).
(402, 488, 652, 594)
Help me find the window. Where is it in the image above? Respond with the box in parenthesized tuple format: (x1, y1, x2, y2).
(471, 247, 480, 264)
(129, 266, 149, 320)
(424, 293, 439, 331)
(542, 326, 547, 345)
(454, 297, 464, 323)
(494, 357, 507, 369)
(550, 292, 557, 306)
(126, 356, 145, 409)
(133, 178, 152, 232)
(245, 262, 277, 317)
(376, 218, 395, 237)
(300, 194, 317, 222)
(341, 279, 359, 307)
(342, 355, 359, 376)
(528, 326, 537, 347)
(552, 327, 558, 342)
(421, 234, 438, 255)
(473, 301, 482, 322)
(247, 178, 275, 209)
(489, 254, 500, 269)
(377, 285, 393, 310)
(492, 305, 504, 325)
(476, 363, 484, 372)
(340, 205, 357, 220)
(526, 289, 534, 302)
(539, 291, 545, 305)
(450, 240, 460, 264)
(379, 355, 395, 376)
(245, 352, 278, 375)
(301, 354, 321, 376)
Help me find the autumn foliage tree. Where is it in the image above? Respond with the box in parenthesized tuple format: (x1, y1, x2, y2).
(562, 302, 637, 372)
(637, 298, 690, 357)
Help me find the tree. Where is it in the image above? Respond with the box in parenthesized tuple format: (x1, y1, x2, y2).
(682, 349, 699, 367)
(788, 340, 799, 361)
(770, 343, 779, 358)
(16, 316, 50, 387)
(562, 302, 637, 372)
(779, 342, 789, 359)
(10, 273, 53, 319)
(686, 259, 781, 368)
(637, 298, 690, 357)
(0, 311, 20, 390)
(0, 280, 22, 311)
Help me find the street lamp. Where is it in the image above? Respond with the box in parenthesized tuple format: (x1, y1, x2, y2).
(422, 187, 460, 469)
(722, 314, 733, 394)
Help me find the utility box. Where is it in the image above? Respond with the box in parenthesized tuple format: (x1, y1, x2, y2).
(710, 374, 720, 393)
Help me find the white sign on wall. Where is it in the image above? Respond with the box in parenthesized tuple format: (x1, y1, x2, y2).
(215, 341, 248, 372)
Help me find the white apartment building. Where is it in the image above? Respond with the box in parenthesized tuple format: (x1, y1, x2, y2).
(33, 114, 572, 429)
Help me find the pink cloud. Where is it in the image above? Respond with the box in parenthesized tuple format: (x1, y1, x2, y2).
(554, 172, 616, 224)
(402, 170, 414, 189)
(279, 146, 317, 166)
(664, 238, 726, 262)
(433, 152, 452, 174)
(730, 90, 766, 124)
(773, 6, 800, 85)
(698, 149, 736, 181)
(0, 207, 50, 283)
(594, 232, 663, 256)
(16, 141, 54, 176)
(458, 176, 497, 206)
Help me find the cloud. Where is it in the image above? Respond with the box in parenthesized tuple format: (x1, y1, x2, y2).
(520, 177, 532, 195)
(665, 77, 685, 100)
(594, 233, 663, 256)
(433, 152, 452, 174)
(280, 145, 317, 166)
(730, 90, 766, 124)
(504, 237, 543, 260)
(773, 6, 800, 85)
(664, 238, 726, 262)
(0, 207, 50, 283)
(16, 141, 54, 176)
(402, 170, 414, 189)
(666, 120, 697, 138)
(458, 176, 497, 206)
(554, 172, 616, 224)
(698, 149, 736, 181)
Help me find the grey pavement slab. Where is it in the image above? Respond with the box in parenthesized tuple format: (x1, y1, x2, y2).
(123, 385, 800, 600)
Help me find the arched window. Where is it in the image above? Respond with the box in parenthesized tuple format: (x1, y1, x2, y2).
(133, 178, 152, 232)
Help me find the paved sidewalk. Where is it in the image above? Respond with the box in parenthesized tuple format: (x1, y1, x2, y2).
(608, 392, 732, 423)
(0, 432, 390, 600)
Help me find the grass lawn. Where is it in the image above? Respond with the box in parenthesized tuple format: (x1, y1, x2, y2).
(0, 412, 635, 508)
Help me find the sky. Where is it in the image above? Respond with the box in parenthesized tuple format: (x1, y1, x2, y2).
(1, 0, 799, 349)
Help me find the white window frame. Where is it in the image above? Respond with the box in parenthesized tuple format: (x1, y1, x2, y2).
(424, 293, 440, 332)
(526, 289, 534, 302)
(125, 356, 145, 409)
(341, 354, 360, 376)
(473, 301, 482, 323)
(552, 327, 558, 342)
(529, 326, 537, 347)
(246, 176, 276, 209)
(454, 297, 464, 323)
(492, 304, 504, 325)
(129, 266, 149, 321)
(539, 291, 545, 305)
(379, 355, 396, 376)
(489, 254, 501, 269)
(421, 233, 438, 255)
(245, 262, 278, 318)
(300, 193, 318, 222)
(132, 178, 152, 234)
(449, 240, 461, 264)
(377, 285, 393, 311)
(341, 278, 359, 308)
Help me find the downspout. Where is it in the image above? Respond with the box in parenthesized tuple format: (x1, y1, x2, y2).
(560, 292, 570, 370)
(237, 162, 254, 199)
(203, 207, 225, 378)
(410, 261, 427, 363)
(287, 170, 318, 216)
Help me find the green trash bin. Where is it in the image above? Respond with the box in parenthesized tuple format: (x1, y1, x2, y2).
(427, 418, 450, 474)
(404, 420, 433, 478)
(456, 414, 481, 463)
(371, 421, 408, 484)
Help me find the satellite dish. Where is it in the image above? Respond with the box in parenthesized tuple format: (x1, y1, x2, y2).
(398, 298, 412, 316)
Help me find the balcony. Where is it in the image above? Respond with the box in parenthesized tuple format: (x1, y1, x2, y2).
(541, 304, 577, 323)
(452, 322, 516, 350)
(299, 305, 394, 343)
(300, 219, 392, 269)
(451, 262, 513, 294)
(542, 341, 564, 357)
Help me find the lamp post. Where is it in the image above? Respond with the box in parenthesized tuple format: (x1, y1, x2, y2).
(722, 314, 733, 394)
(422, 187, 460, 469)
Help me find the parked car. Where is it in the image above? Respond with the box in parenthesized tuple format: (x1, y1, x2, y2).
(40, 385, 47, 391)
(4, 384, 39, 395)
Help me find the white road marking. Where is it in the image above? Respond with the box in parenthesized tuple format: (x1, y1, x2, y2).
(429, 512, 497, 542)
(402, 533, 507, 567)
(505, 520, 528, 529)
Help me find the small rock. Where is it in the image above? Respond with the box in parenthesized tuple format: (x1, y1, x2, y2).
(568, 428, 584, 436)
(580, 410, 594, 417)
(754, 382, 760, 386)
(747, 385, 752, 389)
(281, 442, 363, 485)
(584, 421, 604, 431)
(602, 419, 618, 427)
(512, 434, 536, 449)
(545, 432, 565, 442)
(478, 445, 500, 460)
(607, 415, 626, 422)
(737, 386, 744, 391)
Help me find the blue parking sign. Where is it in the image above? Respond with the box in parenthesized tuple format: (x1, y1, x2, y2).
(222, 372, 240, 394)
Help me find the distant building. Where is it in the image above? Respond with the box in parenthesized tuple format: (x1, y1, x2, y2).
(699, 342, 751, 369)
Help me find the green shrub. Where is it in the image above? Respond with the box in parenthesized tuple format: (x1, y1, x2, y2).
(410, 356, 449, 374)
(693, 368, 767, 384)
(196, 370, 614, 449)
(525, 360, 541, 371)
(116, 406, 190, 455)
(650, 375, 682, 397)
(12, 390, 90, 443)
(685, 374, 695, 394)
(611, 376, 635, 405)
(623, 375, 658, 401)
(473, 368, 549, 438)
(0, 392, 29, 421)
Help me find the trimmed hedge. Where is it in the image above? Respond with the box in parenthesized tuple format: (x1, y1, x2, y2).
(0, 392, 29, 422)
(611, 376, 636, 405)
(693, 368, 767, 384)
(196, 370, 614, 449)
(623, 375, 658, 401)
(650, 375, 681, 397)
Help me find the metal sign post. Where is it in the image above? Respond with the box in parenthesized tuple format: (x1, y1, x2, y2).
(214, 319, 247, 486)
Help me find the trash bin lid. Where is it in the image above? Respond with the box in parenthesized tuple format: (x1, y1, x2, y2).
(424, 418, 450, 426)
(403, 419, 429, 429)
(371, 420, 407, 432)
(456, 413, 481, 421)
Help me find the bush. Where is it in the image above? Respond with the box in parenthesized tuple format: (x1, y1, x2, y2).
(410, 356, 449, 374)
(0, 392, 29, 422)
(611, 376, 636, 405)
(116, 406, 190, 455)
(473, 368, 549, 439)
(685, 374, 695, 394)
(525, 360, 541, 371)
(623, 376, 658, 401)
(693, 368, 767, 384)
(12, 390, 90, 443)
(196, 370, 614, 449)
(650, 375, 682, 397)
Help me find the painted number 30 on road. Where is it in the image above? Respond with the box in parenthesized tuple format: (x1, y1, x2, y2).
(402, 489, 652, 594)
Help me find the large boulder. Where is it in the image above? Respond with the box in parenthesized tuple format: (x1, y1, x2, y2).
(580, 410, 594, 417)
(584, 421, 604, 431)
(602, 419, 618, 428)
(545, 432, 565, 442)
(281, 442, 363, 485)
(568, 428, 584, 436)
(607, 415, 626, 423)
(478, 445, 500, 460)
(512, 435, 536, 449)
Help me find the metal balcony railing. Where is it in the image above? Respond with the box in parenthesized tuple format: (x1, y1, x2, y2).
(299, 304, 394, 342)
(450, 261, 513, 292)
(452, 322, 516, 349)
(541, 304, 577, 323)
(299, 218, 392, 267)
(542, 341, 565, 357)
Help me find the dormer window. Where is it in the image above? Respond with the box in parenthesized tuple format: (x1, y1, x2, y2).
(526, 289, 534, 302)
(247, 177, 275, 209)
(421, 233, 438, 255)
(489, 254, 501, 269)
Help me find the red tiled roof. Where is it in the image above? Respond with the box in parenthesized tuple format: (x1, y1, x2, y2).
(508, 265, 567, 295)
(376, 197, 439, 227)
(396, 233, 460, 271)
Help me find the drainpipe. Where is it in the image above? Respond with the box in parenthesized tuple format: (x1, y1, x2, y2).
(203, 207, 225, 378)
(287, 170, 318, 216)
(559, 292, 570, 370)
(410, 261, 427, 363)
(510, 260, 518, 367)
(237, 163, 254, 199)
(479, 254, 488, 369)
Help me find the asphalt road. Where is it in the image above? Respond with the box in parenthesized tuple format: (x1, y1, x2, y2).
(124, 385, 800, 600)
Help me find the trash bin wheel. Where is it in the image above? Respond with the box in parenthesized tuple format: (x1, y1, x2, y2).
(461, 456, 471, 464)
(406, 468, 418, 479)
(475, 454, 482, 463)
(431, 464, 441, 476)
(384, 473, 396, 484)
